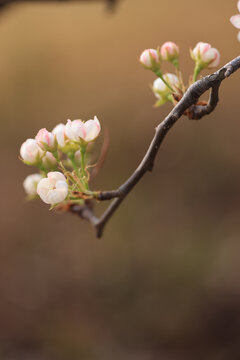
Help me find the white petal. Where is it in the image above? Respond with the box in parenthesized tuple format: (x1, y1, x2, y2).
(208, 49, 220, 68)
(230, 14, 240, 29)
(164, 73, 178, 87)
(45, 181, 68, 204)
(23, 174, 42, 196)
(52, 124, 66, 147)
(48, 171, 67, 184)
(71, 120, 85, 141)
(37, 178, 52, 202)
(84, 119, 101, 142)
(65, 119, 75, 140)
(153, 78, 167, 92)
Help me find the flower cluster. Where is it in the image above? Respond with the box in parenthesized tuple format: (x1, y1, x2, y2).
(139, 41, 220, 108)
(20, 116, 101, 206)
(230, 0, 240, 41)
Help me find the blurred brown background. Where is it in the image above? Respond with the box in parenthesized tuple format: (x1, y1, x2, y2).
(1, 0, 240, 359)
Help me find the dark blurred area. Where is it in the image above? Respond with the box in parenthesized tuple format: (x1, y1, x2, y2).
(1, 0, 240, 359)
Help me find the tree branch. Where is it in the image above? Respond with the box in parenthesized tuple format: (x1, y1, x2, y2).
(73, 56, 240, 238)
(0, 0, 118, 11)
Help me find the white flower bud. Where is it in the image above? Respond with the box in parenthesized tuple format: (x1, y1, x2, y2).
(52, 123, 67, 148)
(160, 42, 179, 63)
(230, 1, 240, 30)
(35, 128, 57, 152)
(42, 152, 58, 169)
(152, 73, 178, 107)
(153, 73, 178, 96)
(230, 14, 240, 29)
(37, 171, 68, 205)
(65, 116, 101, 143)
(23, 173, 43, 196)
(191, 42, 220, 69)
(139, 49, 161, 70)
(20, 139, 43, 165)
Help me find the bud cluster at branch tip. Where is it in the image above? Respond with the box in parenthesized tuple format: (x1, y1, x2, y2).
(20, 116, 101, 207)
(140, 40, 221, 107)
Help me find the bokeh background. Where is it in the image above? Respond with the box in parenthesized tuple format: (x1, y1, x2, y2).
(1, 0, 240, 359)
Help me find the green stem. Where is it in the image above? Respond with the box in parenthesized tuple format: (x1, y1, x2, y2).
(68, 152, 80, 175)
(193, 64, 203, 82)
(80, 145, 89, 190)
(53, 150, 59, 161)
(38, 163, 47, 176)
(155, 69, 174, 92)
(172, 59, 179, 70)
(166, 94, 174, 104)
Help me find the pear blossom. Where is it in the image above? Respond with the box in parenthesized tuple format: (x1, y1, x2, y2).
(35, 128, 57, 152)
(23, 173, 43, 196)
(139, 49, 161, 70)
(152, 73, 179, 107)
(52, 123, 68, 148)
(191, 42, 220, 69)
(153, 73, 178, 96)
(230, 1, 240, 41)
(42, 152, 57, 169)
(20, 139, 43, 165)
(65, 116, 101, 143)
(161, 42, 179, 64)
(37, 171, 68, 205)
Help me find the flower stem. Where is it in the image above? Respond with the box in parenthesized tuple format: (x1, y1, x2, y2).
(68, 152, 80, 175)
(193, 64, 203, 82)
(80, 145, 89, 190)
(155, 69, 174, 92)
(53, 151, 59, 161)
(38, 164, 47, 176)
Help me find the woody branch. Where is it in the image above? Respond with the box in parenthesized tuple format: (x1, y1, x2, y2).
(0, 0, 118, 10)
(71, 56, 240, 238)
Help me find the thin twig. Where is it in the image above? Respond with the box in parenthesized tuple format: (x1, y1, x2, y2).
(0, 0, 118, 11)
(90, 128, 110, 181)
(73, 56, 240, 238)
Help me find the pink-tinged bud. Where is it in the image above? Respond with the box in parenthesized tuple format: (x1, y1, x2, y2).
(65, 116, 101, 143)
(42, 152, 58, 170)
(230, 1, 240, 27)
(37, 171, 68, 205)
(230, 14, 240, 29)
(160, 42, 179, 64)
(230, 2, 240, 41)
(35, 128, 57, 152)
(23, 173, 43, 196)
(52, 123, 67, 148)
(191, 42, 220, 69)
(139, 49, 161, 70)
(20, 139, 43, 165)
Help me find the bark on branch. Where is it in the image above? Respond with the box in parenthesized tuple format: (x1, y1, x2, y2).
(72, 56, 240, 238)
(0, 0, 118, 11)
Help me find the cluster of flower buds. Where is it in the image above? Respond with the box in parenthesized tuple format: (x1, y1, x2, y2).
(230, 0, 240, 41)
(139, 41, 220, 108)
(20, 116, 101, 206)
